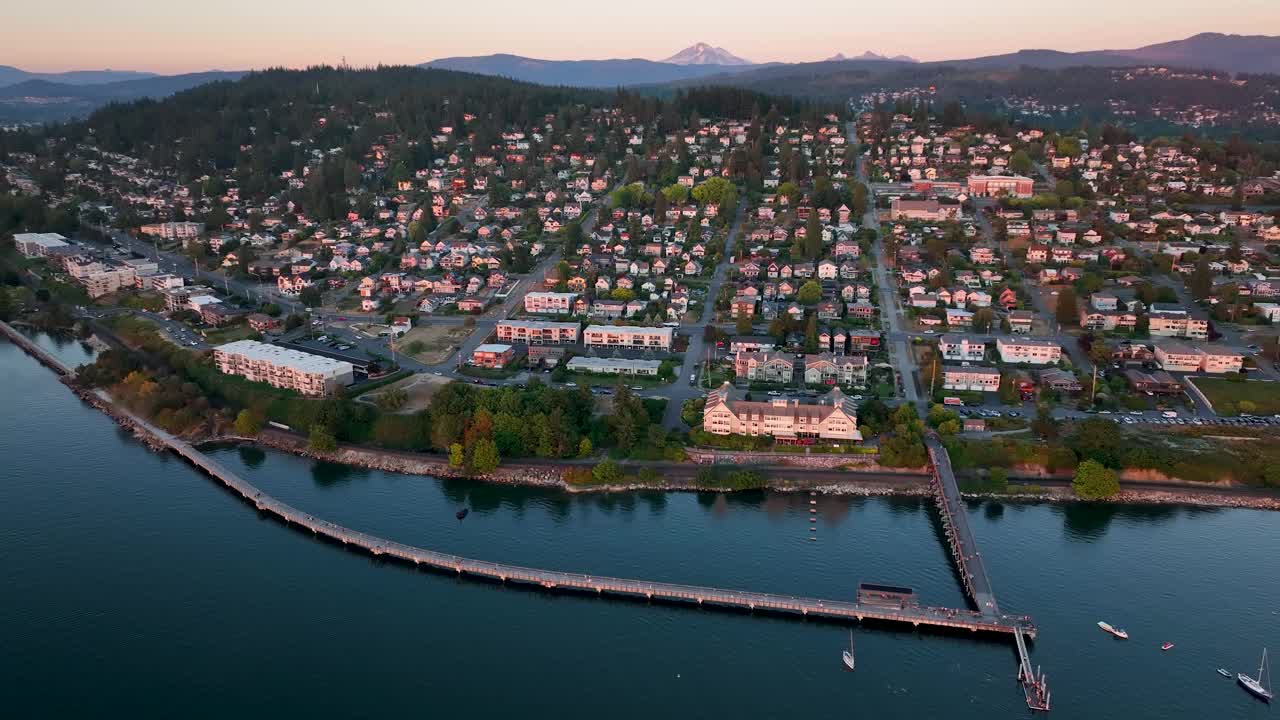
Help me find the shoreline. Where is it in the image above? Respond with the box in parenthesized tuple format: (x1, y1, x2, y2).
(5, 324, 1280, 511)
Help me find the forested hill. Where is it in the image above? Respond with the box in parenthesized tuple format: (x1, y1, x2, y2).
(66, 66, 604, 168)
(55, 66, 823, 175)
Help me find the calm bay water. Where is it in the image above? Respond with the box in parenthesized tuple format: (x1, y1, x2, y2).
(2, 334, 1278, 718)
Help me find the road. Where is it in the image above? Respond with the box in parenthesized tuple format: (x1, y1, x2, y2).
(661, 203, 745, 429)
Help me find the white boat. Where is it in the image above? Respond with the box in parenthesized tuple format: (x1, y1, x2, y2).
(1218, 668, 1232, 678)
(1237, 648, 1273, 702)
(1097, 621, 1129, 640)
(842, 630, 855, 671)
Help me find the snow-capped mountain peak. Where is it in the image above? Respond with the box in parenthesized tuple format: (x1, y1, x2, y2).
(661, 43, 751, 66)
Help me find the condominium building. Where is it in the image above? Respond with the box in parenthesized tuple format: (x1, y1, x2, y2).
(81, 266, 138, 298)
(565, 356, 663, 376)
(702, 383, 862, 441)
(1153, 342, 1203, 373)
(13, 232, 69, 258)
(163, 285, 216, 313)
(735, 350, 795, 383)
(582, 324, 673, 351)
(938, 335, 987, 362)
(495, 320, 580, 345)
(1154, 342, 1244, 374)
(213, 340, 354, 396)
(139, 221, 205, 240)
(1148, 307, 1209, 340)
(995, 337, 1062, 365)
(803, 353, 869, 386)
(966, 174, 1035, 198)
(523, 291, 578, 315)
(942, 364, 1002, 392)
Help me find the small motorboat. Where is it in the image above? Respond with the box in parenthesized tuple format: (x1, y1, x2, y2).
(1218, 668, 1232, 678)
(1162, 642, 1175, 651)
(455, 508, 469, 520)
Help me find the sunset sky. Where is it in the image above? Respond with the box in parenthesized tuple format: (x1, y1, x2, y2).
(8, 0, 1279, 73)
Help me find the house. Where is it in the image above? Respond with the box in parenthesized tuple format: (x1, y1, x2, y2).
(1008, 310, 1034, 333)
(1039, 368, 1082, 394)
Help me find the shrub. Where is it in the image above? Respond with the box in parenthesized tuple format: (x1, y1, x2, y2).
(1072, 459, 1120, 499)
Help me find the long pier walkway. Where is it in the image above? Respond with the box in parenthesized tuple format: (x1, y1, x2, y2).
(925, 433, 1051, 711)
(2, 322, 1050, 708)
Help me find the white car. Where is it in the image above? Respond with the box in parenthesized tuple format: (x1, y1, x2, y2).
(767, 391, 782, 396)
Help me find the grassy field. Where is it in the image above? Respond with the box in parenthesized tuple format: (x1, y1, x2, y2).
(201, 323, 257, 345)
(355, 373, 452, 414)
(1191, 377, 1280, 416)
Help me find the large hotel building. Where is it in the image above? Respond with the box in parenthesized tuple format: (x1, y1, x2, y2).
(214, 340, 354, 397)
(702, 383, 862, 442)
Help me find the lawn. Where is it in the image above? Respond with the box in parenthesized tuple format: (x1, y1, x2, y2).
(201, 323, 257, 345)
(1190, 377, 1280, 416)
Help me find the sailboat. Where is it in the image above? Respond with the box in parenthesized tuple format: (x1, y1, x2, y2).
(1237, 648, 1273, 702)
(842, 631, 856, 670)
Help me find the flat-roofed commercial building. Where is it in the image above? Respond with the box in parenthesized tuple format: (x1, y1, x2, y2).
(495, 320, 580, 345)
(214, 340, 354, 397)
(566, 356, 663, 376)
(582, 324, 673, 351)
(471, 343, 518, 369)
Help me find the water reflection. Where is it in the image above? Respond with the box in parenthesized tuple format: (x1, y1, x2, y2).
(237, 445, 266, 469)
(983, 502, 1004, 522)
(1059, 501, 1209, 541)
(310, 459, 371, 486)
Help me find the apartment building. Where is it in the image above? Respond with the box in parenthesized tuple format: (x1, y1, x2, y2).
(1148, 306, 1209, 340)
(1153, 341, 1202, 372)
(139, 221, 204, 240)
(803, 353, 869, 386)
(582, 325, 673, 351)
(735, 351, 795, 383)
(495, 320, 580, 345)
(163, 285, 217, 313)
(523, 291, 578, 315)
(213, 340, 354, 396)
(702, 383, 862, 442)
(82, 266, 138, 298)
(938, 335, 987, 362)
(1200, 347, 1245, 374)
(942, 364, 1002, 392)
(996, 337, 1062, 365)
(14, 232, 69, 258)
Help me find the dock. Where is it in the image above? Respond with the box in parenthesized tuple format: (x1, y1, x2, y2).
(926, 434, 1051, 711)
(2, 321, 1051, 710)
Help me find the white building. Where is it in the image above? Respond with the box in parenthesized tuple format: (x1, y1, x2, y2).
(995, 338, 1062, 365)
(938, 335, 987, 362)
(565, 356, 663, 376)
(14, 232, 69, 257)
(213, 340, 354, 396)
(582, 325, 673, 351)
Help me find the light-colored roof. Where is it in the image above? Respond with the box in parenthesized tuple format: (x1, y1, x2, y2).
(474, 343, 514, 354)
(566, 357, 662, 372)
(215, 340, 353, 377)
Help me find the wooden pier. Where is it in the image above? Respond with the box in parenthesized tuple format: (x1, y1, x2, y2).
(926, 434, 1051, 712)
(1, 323, 1052, 710)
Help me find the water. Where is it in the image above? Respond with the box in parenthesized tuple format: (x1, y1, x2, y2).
(3, 334, 1278, 718)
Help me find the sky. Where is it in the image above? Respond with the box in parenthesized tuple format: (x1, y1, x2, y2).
(7, 0, 1280, 74)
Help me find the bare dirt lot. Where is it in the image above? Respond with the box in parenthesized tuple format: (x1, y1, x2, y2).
(359, 373, 453, 414)
(397, 325, 474, 364)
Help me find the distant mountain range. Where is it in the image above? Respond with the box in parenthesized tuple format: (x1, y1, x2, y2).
(661, 43, 751, 66)
(2, 32, 1277, 124)
(825, 52, 919, 63)
(0, 71, 245, 124)
(0, 65, 159, 87)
